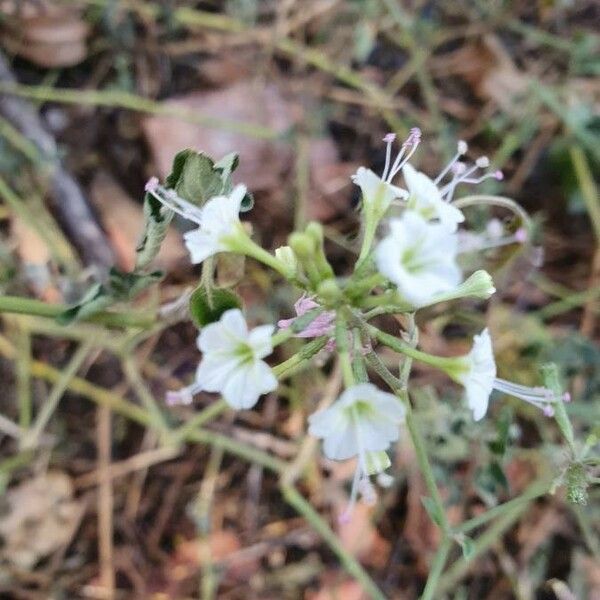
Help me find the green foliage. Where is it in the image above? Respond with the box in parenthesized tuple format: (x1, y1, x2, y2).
(565, 462, 589, 506)
(57, 268, 162, 325)
(189, 286, 242, 328)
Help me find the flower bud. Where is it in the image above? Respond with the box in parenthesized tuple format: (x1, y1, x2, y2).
(566, 462, 588, 506)
(317, 278, 341, 303)
(275, 245, 298, 273)
(288, 232, 314, 258)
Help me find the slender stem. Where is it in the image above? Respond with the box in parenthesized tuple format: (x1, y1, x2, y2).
(419, 537, 451, 600)
(361, 340, 451, 536)
(570, 144, 600, 241)
(357, 211, 379, 267)
(457, 479, 550, 534)
(371, 325, 462, 372)
(23, 340, 95, 448)
(0, 295, 156, 329)
(16, 326, 32, 430)
(232, 233, 293, 279)
(272, 337, 328, 379)
(0, 81, 278, 140)
(280, 485, 386, 600)
(437, 503, 529, 594)
(122, 358, 170, 434)
(172, 399, 229, 444)
(336, 312, 355, 387)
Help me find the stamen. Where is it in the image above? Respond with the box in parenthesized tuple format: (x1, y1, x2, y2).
(338, 463, 362, 524)
(382, 133, 396, 181)
(434, 141, 469, 184)
(146, 185, 204, 225)
(514, 228, 528, 244)
(493, 378, 564, 416)
(145, 176, 159, 193)
(387, 128, 421, 182)
(475, 156, 490, 168)
(358, 477, 377, 506)
(460, 172, 505, 184)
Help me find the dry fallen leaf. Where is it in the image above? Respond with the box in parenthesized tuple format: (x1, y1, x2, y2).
(1, 4, 89, 68)
(432, 35, 529, 113)
(142, 81, 353, 222)
(0, 471, 84, 569)
(142, 81, 296, 192)
(11, 216, 61, 302)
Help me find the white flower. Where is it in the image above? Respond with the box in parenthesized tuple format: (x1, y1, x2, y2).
(450, 328, 567, 421)
(183, 185, 247, 264)
(351, 166, 407, 217)
(195, 308, 277, 409)
(403, 163, 465, 231)
(144, 180, 247, 264)
(308, 383, 404, 460)
(308, 383, 405, 520)
(375, 211, 462, 306)
(455, 329, 497, 421)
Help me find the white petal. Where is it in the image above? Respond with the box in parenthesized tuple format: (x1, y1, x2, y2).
(196, 354, 239, 392)
(323, 427, 358, 461)
(219, 309, 249, 340)
(247, 324, 275, 358)
(221, 360, 276, 409)
(183, 228, 221, 264)
(403, 163, 442, 204)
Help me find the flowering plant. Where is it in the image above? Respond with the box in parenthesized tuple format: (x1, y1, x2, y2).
(1, 131, 592, 600)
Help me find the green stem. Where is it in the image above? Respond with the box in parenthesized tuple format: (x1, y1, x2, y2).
(336, 312, 355, 387)
(419, 537, 451, 600)
(0, 295, 156, 329)
(16, 327, 32, 430)
(172, 399, 229, 444)
(272, 337, 328, 379)
(23, 340, 94, 448)
(458, 479, 550, 534)
(123, 358, 170, 434)
(233, 234, 293, 279)
(362, 344, 451, 536)
(356, 211, 379, 268)
(280, 485, 386, 600)
(371, 325, 462, 373)
(570, 145, 600, 242)
(437, 503, 529, 595)
(0, 81, 278, 140)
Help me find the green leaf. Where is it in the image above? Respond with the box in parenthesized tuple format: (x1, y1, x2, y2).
(57, 268, 163, 325)
(174, 151, 223, 204)
(135, 190, 174, 271)
(421, 496, 444, 528)
(189, 286, 242, 328)
(56, 283, 112, 325)
(488, 406, 512, 456)
(457, 535, 475, 560)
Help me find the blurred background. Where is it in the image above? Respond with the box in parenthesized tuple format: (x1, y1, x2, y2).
(0, 1, 598, 599)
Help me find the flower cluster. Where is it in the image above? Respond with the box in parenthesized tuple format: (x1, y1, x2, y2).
(147, 129, 567, 518)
